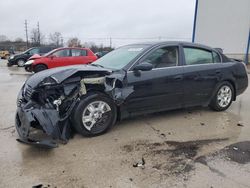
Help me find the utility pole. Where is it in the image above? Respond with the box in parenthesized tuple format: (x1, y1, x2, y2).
(24, 20, 29, 49)
(109, 37, 112, 48)
(37, 22, 40, 46)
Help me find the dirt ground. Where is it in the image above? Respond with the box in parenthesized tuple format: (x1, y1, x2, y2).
(0, 59, 250, 188)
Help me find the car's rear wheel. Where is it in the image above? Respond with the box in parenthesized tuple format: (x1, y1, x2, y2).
(209, 82, 234, 111)
(34, 64, 47, 73)
(72, 92, 117, 136)
(17, 59, 25, 67)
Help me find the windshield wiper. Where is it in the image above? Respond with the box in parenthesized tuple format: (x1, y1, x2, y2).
(91, 63, 105, 68)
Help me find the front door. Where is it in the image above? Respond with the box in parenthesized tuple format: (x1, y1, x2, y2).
(124, 45, 184, 113)
(49, 49, 71, 68)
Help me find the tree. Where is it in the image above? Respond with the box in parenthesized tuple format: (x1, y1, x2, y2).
(49, 32, 63, 47)
(30, 28, 44, 46)
(67, 37, 81, 47)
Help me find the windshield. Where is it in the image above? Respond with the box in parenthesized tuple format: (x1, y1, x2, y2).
(92, 45, 148, 70)
(23, 48, 34, 54)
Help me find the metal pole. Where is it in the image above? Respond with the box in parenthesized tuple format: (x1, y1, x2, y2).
(24, 20, 29, 49)
(37, 22, 40, 46)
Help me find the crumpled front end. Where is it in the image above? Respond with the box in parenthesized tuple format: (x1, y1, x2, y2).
(16, 81, 78, 148)
(15, 65, 135, 148)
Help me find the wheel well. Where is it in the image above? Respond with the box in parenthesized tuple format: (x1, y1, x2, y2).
(34, 63, 48, 69)
(224, 80, 236, 101)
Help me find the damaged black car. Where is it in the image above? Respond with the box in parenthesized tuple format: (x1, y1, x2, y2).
(15, 42, 248, 148)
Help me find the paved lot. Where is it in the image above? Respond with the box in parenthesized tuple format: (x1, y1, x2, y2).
(0, 59, 250, 188)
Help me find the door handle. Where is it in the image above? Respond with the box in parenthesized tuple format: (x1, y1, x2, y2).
(215, 70, 221, 74)
(174, 75, 183, 81)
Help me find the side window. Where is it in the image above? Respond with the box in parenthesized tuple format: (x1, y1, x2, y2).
(29, 48, 39, 55)
(39, 47, 52, 54)
(142, 46, 178, 68)
(212, 51, 221, 63)
(184, 47, 213, 65)
(53, 49, 70, 57)
(71, 49, 87, 56)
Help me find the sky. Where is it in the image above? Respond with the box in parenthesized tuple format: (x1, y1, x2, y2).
(0, 0, 196, 47)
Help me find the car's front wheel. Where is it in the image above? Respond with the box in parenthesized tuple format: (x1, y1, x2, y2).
(17, 59, 25, 67)
(72, 92, 117, 136)
(34, 64, 47, 73)
(209, 82, 234, 111)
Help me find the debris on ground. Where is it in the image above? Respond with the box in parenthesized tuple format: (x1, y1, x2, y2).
(237, 122, 244, 127)
(133, 157, 145, 168)
(122, 138, 228, 178)
(32, 184, 43, 188)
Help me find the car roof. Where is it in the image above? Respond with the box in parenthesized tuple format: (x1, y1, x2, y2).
(54, 47, 89, 50)
(126, 41, 218, 52)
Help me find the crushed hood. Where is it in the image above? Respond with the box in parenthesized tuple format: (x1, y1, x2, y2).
(25, 65, 112, 88)
(29, 54, 42, 60)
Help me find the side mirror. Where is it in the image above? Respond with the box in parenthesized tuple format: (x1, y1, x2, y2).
(133, 62, 153, 72)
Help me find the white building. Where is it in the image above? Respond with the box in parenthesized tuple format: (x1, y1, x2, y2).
(192, 0, 250, 63)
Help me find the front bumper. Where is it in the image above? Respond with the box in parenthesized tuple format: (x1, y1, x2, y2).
(15, 87, 72, 148)
(24, 64, 32, 72)
(7, 58, 16, 66)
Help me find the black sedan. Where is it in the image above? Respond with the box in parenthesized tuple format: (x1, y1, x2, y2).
(15, 42, 248, 147)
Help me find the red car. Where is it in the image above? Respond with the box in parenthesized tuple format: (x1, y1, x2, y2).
(24, 47, 97, 72)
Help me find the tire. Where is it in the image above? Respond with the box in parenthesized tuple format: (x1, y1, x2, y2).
(72, 92, 117, 137)
(17, 59, 25, 67)
(209, 81, 234, 111)
(34, 64, 47, 73)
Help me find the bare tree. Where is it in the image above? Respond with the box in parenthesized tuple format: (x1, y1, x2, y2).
(30, 28, 44, 46)
(49, 32, 62, 47)
(67, 37, 81, 47)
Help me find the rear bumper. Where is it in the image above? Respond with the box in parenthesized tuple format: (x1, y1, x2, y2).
(236, 73, 248, 96)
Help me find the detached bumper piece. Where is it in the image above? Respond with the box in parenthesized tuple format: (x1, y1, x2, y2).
(16, 99, 72, 148)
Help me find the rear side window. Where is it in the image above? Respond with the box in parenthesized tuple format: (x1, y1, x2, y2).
(184, 47, 213, 65)
(71, 49, 87, 56)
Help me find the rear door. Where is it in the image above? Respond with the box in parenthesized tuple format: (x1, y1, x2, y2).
(181, 46, 222, 106)
(70, 49, 88, 65)
(124, 45, 184, 113)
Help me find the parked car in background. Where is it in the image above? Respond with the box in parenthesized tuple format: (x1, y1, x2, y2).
(7, 46, 56, 67)
(0, 49, 10, 59)
(15, 41, 248, 147)
(95, 51, 110, 58)
(24, 47, 97, 72)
